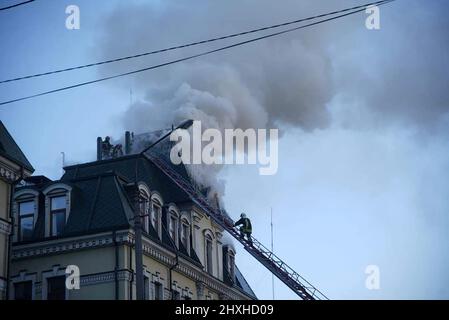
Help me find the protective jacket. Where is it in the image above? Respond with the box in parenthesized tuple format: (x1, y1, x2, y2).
(234, 217, 252, 233)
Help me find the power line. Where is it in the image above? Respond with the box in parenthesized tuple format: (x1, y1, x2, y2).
(0, 0, 391, 84)
(0, 0, 35, 11)
(0, 0, 396, 107)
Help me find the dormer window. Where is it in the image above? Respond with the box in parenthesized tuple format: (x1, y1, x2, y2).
(205, 234, 213, 274)
(50, 196, 67, 237)
(180, 216, 191, 253)
(169, 215, 177, 241)
(14, 189, 39, 242)
(138, 186, 150, 233)
(43, 183, 72, 238)
(228, 251, 235, 281)
(150, 193, 163, 238)
(152, 203, 161, 235)
(18, 201, 34, 241)
(167, 206, 179, 246)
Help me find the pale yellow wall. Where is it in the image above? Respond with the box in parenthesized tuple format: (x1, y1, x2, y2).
(0, 179, 9, 220)
(0, 233, 7, 278)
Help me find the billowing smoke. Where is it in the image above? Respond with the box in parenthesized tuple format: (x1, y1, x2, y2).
(96, 0, 449, 207)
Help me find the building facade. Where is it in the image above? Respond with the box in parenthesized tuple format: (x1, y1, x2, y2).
(8, 133, 255, 300)
(0, 121, 34, 300)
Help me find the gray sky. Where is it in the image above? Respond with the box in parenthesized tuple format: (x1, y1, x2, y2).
(1, 0, 448, 299)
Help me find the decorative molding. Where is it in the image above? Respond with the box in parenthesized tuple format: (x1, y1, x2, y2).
(0, 219, 11, 235)
(81, 270, 132, 286)
(12, 232, 115, 259)
(0, 164, 20, 183)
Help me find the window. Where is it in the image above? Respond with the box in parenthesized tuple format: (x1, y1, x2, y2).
(50, 196, 67, 237)
(182, 288, 192, 300)
(144, 276, 150, 300)
(172, 290, 180, 300)
(205, 236, 213, 274)
(43, 184, 72, 238)
(139, 189, 150, 233)
(169, 215, 177, 241)
(181, 223, 189, 249)
(47, 276, 66, 300)
(154, 282, 163, 300)
(14, 281, 32, 300)
(152, 202, 161, 236)
(229, 253, 235, 281)
(18, 201, 34, 241)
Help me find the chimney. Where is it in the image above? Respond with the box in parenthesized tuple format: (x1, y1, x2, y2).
(125, 131, 131, 155)
(97, 137, 102, 161)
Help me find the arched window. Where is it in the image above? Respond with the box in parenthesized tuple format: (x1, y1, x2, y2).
(167, 204, 179, 246)
(14, 189, 39, 242)
(203, 230, 215, 275)
(180, 215, 191, 253)
(227, 248, 236, 281)
(42, 184, 72, 238)
(151, 193, 163, 238)
(138, 184, 151, 233)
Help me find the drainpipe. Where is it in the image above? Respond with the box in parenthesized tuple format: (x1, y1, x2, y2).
(6, 166, 24, 300)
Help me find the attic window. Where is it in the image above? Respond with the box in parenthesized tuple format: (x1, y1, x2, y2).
(14, 189, 39, 242)
(180, 216, 190, 253)
(228, 251, 235, 281)
(169, 215, 177, 242)
(151, 193, 163, 238)
(50, 196, 67, 237)
(18, 201, 34, 241)
(42, 183, 72, 238)
(139, 187, 150, 233)
(205, 235, 213, 274)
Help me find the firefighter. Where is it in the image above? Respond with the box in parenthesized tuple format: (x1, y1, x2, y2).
(102, 136, 113, 159)
(234, 213, 252, 245)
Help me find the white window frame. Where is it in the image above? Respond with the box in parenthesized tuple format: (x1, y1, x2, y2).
(138, 183, 151, 234)
(13, 189, 39, 242)
(42, 184, 72, 238)
(180, 215, 191, 253)
(203, 229, 215, 276)
(9, 271, 36, 300)
(143, 266, 152, 300)
(42, 265, 69, 300)
(227, 247, 236, 281)
(151, 193, 163, 239)
(167, 204, 179, 247)
(152, 272, 164, 301)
